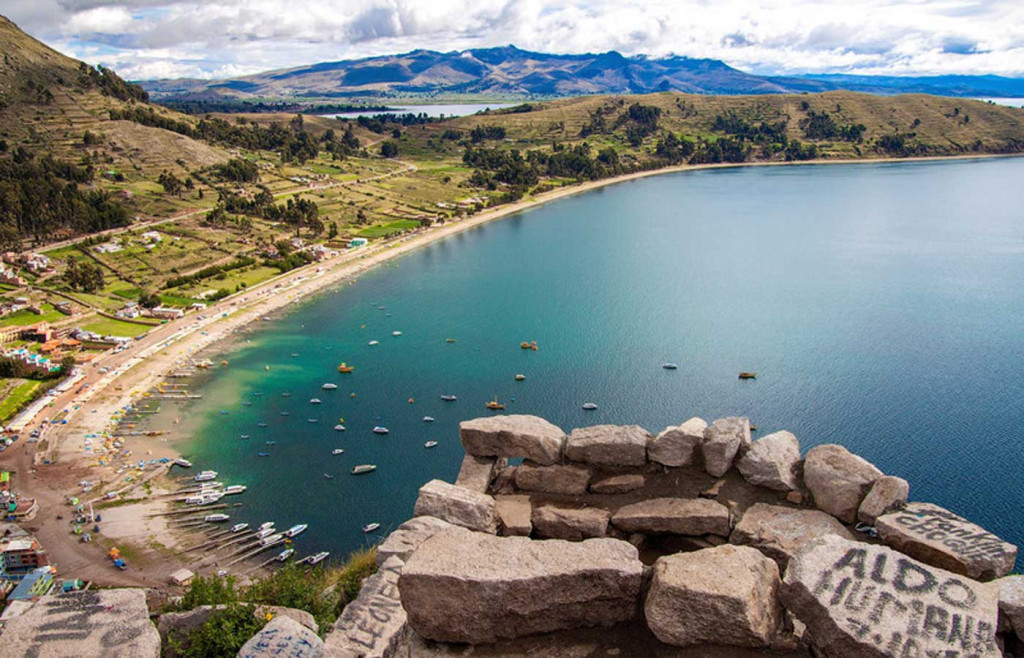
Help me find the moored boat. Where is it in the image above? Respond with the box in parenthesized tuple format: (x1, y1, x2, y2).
(739, 372, 757, 380)
(362, 523, 380, 533)
(323, 473, 334, 479)
(392, 331, 402, 336)
(322, 383, 338, 390)
(239, 435, 250, 440)
(485, 397, 505, 410)
(276, 548, 294, 562)
(331, 448, 344, 455)
(175, 458, 192, 468)
(662, 363, 679, 370)
(440, 394, 456, 402)
(310, 398, 322, 404)
(368, 340, 379, 346)
(333, 424, 345, 431)
(223, 485, 247, 495)
(338, 362, 354, 373)
(351, 464, 377, 475)
(307, 551, 329, 565)
(514, 374, 525, 381)
(231, 523, 249, 533)
(424, 441, 438, 448)
(195, 470, 218, 482)
(582, 402, 598, 410)
(445, 338, 456, 343)
(205, 514, 230, 523)
(257, 452, 270, 457)
(423, 416, 434, 422)
(284, 524, 307, 538)
(260, 533, 284, 547)
(372, 426, 389, 435)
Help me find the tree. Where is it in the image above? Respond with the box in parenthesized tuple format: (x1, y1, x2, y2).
(328, 221, 338, 239)
(139, 291, 162, 308)
(158, 170, 183, 197)
(380, 140, 399, 158)
(63, 259, 105, 293)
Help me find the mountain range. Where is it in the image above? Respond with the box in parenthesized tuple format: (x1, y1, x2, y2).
(140, 45, 1024, 101)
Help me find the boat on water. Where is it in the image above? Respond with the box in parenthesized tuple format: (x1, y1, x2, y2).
(308, 419, 318, 423)
(257, 422, 268, 428)
(485, 397, 505, 411)
(280, 411, 290, 417)
(175, 458, 192, 468)
(520, 340, 538, 350)
(291, 353, 299, 358)
(424, 441, 438, 449)
(515, 374, 525, 381)
(440, 395, 457, 402)
(582, 402, 598, 410)
(265, 441, 277, 445)
(351, 464, 377, 475)
(284, 524, 307, 538)
(219, 410, 229, 415)
(223, 485, 247, 495)
(307, 551, 329, 565)
(257, 452, 270, 457)
(322, 383, 338, 390)
(392, 331, 402, 336)
(195, 470, 218, 482)
(338, 362, 354, 373)
(323, 473, 334, 479)
(242, 401, 252, 407)
(239, 435, 251, 440)
(368, 340, 379, 346)
(423, 416, 434, 423)
(258, 522, 274, 532)
(282, 392, 291, 397)
(310, 398, 322, 404)
(662, 363, 679, 370)
(260, 533, 284, 547)
(231, 523, 249, 533)
(276, 548, 294, 562)
(332, 448, 344, 455)
(362, 523, 380, 533)
(333, 424, 346, 431)
(739, 372, 757, 380)
(205, 514, 230, 523)
(446, 338, 456, 343)
(372, 426, 389, 435)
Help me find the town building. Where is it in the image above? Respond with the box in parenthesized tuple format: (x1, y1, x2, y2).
(349, 237, 369, 248)
(0, 538, 49, 582)
(6, 567, 55, 603)
(145, 307, 184, 320)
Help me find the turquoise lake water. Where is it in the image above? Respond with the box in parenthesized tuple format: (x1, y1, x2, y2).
(167, 157, 1024, 564)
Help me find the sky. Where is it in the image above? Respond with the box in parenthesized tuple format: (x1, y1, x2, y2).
(5, 0, 1024, 81)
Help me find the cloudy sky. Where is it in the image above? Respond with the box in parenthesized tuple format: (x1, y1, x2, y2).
(5, 0, 1024, 81)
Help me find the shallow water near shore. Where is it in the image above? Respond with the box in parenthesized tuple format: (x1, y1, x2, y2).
(156, 157, 1024, 566)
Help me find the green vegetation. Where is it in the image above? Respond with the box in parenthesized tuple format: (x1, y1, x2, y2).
(0, 304, 66, 327)
(0, 379, 43, 422)
(81, 317, 154, 337)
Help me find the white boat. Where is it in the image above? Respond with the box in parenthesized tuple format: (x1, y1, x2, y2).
(175, 458, 192, 468)
(582, 402, 598, 410)
(231, 523, 249, 533)
(321, 383, 338, 390)
(310, 398, 322, 404)
(392, 331, 402, 336)
(205, 513, 230, 522)
(284, 524, 307, 538)
(424, 441, 438, 449)
(276, 548, 294, 562)
(258, 521, 275, 532)
(307, 551, 329, 565)
(423, 416, 434, 422)
(440, 394, 456, 402)
(362, 523, 380, 533)
(198, 481, 223, 490)
(223, 485, 247, 495)
(259, 533, 284, 547)
(323, 473, 334, 479)
(662, 363, 679, 370)
(368, 340, 379, 346)
(351, 464, 377, 475)
(256, 527, 276, 539)
(372, 426, 389, 435)
(333, 424, 346, 431)
(194, 470, 218, 482)
(332, 448, 344, 455)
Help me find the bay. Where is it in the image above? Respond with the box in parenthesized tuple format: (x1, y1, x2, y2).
(162, 157, 1024, 565)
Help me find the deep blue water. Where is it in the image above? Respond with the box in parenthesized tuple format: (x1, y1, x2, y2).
(169, 157, 1024, 565)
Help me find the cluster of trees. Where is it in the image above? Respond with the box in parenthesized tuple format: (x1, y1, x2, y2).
(874, 133, 925, 157)
(62, 258, 105, 293)
(707, 112, 818, 161)
(164, 257, 256, 289)
(616, 103, 662, 146)
(217, 189, 322, 235)
(712, 113, 788, 145)
(0, 148, 128, 247)
(356, 112, 437, 134)
(688, 137, 749, 164)
(157, 99, 389, 115)
(158, 170, 189, 196)
(321, 125, 361, 159)
(469, 125, 507, 143)
(655, 132, 696, 164)
(138, 290, 163, 308)
(800, 110, 867, 142)
(264, 242, 315, 273)
(211, 158, 259, 183)
(77, 63, 149, 102)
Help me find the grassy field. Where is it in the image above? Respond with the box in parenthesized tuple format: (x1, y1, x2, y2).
(0, 379, 44, 423)
(82, 317, 157, 338)
(0, 304, 67, 327)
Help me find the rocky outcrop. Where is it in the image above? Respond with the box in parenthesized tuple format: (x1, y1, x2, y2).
(996, 575, 1024, 635)
(326, 556, 408, 658)
(460, 415, 565, 465)
(611, 497, 731, 537)
(701, 417, 751, 477)
(160, 605, 318, 649)
(781, 534, 1001, 657)
(412, 479, 498, 534)
(238, 615, 324, 658)
(513, 461, 590, 495)
(729, 503, 855, 569)
(564, 424, 650, 467)
(802, 444, 882, 524)
(647, 417, 707, 467)
(589, 473, 645, 494)
(736, 430, 800, 491)
(856, 475, 908, 525)
(495, 495, 532, 536)
(1, 589, 160, 658)
(398, 527, 642, 643)
(532, 504, 611, 540)
(875, 502, 1017, 581)
(376, 516, 455, 565)
(454, 454, 504, 493)
(645, 545, 781, 648)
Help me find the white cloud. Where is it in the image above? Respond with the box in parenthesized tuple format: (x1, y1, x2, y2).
(5, 0, 1024, 79)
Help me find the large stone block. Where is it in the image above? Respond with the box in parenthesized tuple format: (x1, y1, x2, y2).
(412, 479, 498, 534)
(514, 461, 590, 495)
(532, 504, 611, 541)
(645, 545, 782, 648)
(495, 495, 532, 536)
(564, 424, 650, 467)
(856, 475, 909, 525)
(376, 516, 456, 566)
(611, 497, 731, 537)
(729, 503, 855, 569)
(460, 415, 565, 465)
(781, 534, 1001, 658)
(326, 556, 408, 658)
(803, 444, 882, 524)
(589, 473, 645, 494)
(701, 417, 752, 477)
(996, 575, 1024, 636)
(399, 527, 642, 643)
(647, 417, 707, 467)
(736, 430, 801, 491)
(454, 454, 503, 493)
(875, 502, 1018, 581)
(238, 615, 325, 658)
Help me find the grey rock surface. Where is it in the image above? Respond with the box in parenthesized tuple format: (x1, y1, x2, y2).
(701, 417, 752, 477)
(736, 430, 801, 491)
(376, 516, 456, 565)
(996, 575, 1024, 635)
(454, 454, 504, 493)
(514, 461, 591, 495)
(532, 504, 612, 540)
(803, 444, 882, 524)
(589, 473, 645, 494)
(238, 615, 325, 658)
(460, 415, 565, 465)
(611, 497, 731, 537)
(326, 556, 408, 658)
(856, 475, 909, 525)
(729, 503, 855, 569)
(565, 424, 650, 467)
(648, 417, 707, 467)
(412, 479, 498, 534)
(495, 494, 533, 536)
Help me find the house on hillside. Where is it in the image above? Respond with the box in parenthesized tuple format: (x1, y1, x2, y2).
(6, 567, 55, 603)
(145, 307, 184, 320)
(0, 268, 26, 287)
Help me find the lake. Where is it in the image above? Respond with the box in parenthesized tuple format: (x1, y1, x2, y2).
(323, 103, 517, 119)
(975, 97, 1024, 108)
(163, 157, 1024, 566)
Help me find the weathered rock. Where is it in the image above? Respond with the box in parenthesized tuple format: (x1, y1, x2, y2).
(326, 556, 407, 658)
(399, 526, 642, 643)
(412, 479, 498, 534)
(701, 417, 752, 477)
(589, 473, 645, 494)
(781, 534, 1001, 658)
(490, 464, 517, 495)
(160, 605, 319, 647)
(645, 545, 782, 648)
(514, 461, 591, 495)
(875, 502, 1018, 581)
(647, 417, 707, 467)
(564, 424, 650, 467)
(454, 454, 504, 493)
(495, 495, 532, 536)
(611, 497, 731, 537)
(1, 589, 160, 658)
(460, 415, 565, 465)
(856, 475, 909, 525)
(239, 615, 325, 658)
(729, 503, 855, 569)
(532, 504, 612, 540)
(785, 491, 804, 505)
(699, 479, 725, 499)
(376, 516, 455, 565)
(803, 444, 882, 524)
(737, 430, 801, 491)
(996, 575, 1024, 635)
